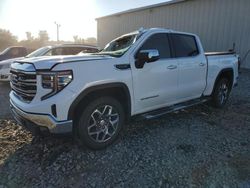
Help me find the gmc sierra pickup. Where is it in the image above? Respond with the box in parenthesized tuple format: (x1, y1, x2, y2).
(9, 28, 239, 149)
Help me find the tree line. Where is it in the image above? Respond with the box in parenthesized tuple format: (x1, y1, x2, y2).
(0, 28, 97, 52)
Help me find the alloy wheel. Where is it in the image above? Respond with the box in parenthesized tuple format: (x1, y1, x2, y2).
(87, 105, 119, 143)
(218, 82, 229, 105)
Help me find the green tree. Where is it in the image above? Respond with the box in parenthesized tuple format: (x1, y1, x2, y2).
(0, 29, 18, 51)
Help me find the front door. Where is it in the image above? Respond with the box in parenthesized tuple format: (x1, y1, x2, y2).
(131, 33, 179, 114)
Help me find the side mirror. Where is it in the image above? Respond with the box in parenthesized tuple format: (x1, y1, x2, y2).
(135, 49, 160, 68)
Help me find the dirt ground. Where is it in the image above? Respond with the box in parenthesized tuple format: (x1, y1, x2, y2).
(0, 70, 249, 187)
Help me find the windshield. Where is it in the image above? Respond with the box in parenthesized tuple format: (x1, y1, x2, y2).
(26, 46, 50, 58)
(98, 33, 138, 57)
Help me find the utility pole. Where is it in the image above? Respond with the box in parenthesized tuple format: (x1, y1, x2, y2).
(54, 22, 61, 42)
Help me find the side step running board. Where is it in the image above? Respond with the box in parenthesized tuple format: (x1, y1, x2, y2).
(140, 98, 210, 120)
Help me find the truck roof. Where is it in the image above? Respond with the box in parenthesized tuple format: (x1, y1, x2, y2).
(135, 27, 197, 37)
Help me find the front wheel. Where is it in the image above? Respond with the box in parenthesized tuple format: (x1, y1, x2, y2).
(76, 97, 125, 150)
(212, 78, 231, 108)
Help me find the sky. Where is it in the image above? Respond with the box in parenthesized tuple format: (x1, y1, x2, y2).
(0, 0, 169, 41)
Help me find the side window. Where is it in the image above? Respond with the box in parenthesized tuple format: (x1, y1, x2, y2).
(76, 47, 87, 54)
(170, 34, 199, 58)
(20, 48, 27, 56)
(44, 49, 52, 56)
(10, 48, 19, 56)
(44, 48, 63, 56)
(62, 47, 75, 55)
(62, 47, 83, 55)
(52, 48, 63, 55)
(16, 48, 26, 56)
(82, 48, 99, 53)
(138, 33, 171, 59)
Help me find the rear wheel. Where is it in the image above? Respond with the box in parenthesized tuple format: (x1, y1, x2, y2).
(212, 78, 230, 108)
(76, 97, 125, 150)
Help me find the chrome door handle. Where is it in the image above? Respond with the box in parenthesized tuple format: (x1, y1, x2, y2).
(199, 63, 206, 66)
(167, 65, 177, 70)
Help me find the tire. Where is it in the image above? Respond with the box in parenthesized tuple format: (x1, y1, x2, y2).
(212, 78, 230, 108)
(76, 97, 125, 150)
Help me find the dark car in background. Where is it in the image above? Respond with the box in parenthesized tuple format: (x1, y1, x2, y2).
(0, 46, 28, 61)
(0, 44, 99, 81)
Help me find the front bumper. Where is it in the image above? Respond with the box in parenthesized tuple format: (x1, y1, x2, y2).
(10, 100, 73, 134)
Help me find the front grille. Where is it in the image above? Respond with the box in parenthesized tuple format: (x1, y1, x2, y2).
(10, 69, 37, 102)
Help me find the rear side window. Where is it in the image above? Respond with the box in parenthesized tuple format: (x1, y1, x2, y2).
(10, 48, 20, 56)
(51, 48, 64, 55)
(138, 33, 171, 59)
(83, 48, 99, 53)
(62, 47, 96, 55)
(61, 47, 79, 55)
(21, 48, 27, 55)
(170, 34, 199, 58)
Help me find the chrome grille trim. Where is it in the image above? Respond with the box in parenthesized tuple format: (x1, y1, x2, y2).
(11, 84, 36, 95)
(10, 62, 37, 103)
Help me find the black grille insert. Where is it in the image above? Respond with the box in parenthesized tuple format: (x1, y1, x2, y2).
(10, 69, 37, 102)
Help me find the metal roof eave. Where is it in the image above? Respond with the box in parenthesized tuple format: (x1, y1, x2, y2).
(95, 0, 187, 20)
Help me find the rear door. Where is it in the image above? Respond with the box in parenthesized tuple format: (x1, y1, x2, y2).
(170, 33, 207, 101)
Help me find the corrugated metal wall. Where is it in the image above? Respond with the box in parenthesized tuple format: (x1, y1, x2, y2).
(97, 0, 250, 68)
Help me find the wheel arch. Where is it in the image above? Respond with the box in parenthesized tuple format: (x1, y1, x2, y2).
(68, 82, 132, 122)
(212, 68, 234, 95)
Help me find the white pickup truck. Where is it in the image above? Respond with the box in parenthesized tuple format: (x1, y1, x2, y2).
(9, 28, 239, 149)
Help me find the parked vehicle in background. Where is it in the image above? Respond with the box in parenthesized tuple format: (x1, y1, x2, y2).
(0, 44, 99, 81)
(0, 46, 27, 62)
(29, 44, 99, 56)
(9, 28, 239, 149)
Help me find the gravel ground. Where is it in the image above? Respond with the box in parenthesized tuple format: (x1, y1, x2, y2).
(0, 70, 250, 187)
(0, 82, 11, 119)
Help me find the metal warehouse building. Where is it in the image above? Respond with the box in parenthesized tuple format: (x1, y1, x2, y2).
(96, 0, 250, 68)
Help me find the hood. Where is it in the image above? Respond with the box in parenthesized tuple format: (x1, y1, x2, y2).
(16, 54, 113, 70)
(0, 57, 25, 66)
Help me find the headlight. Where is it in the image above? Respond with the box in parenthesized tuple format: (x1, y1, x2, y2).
(40, 70, 73, 100)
